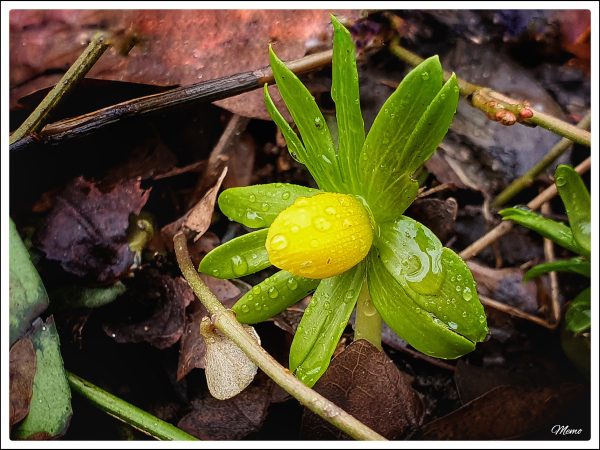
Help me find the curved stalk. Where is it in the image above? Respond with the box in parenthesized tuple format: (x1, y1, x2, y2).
(174, 232, 386, 441)
(354, 279, 382, 350)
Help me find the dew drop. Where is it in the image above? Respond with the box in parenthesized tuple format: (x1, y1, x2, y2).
(252, 285, 262, 294)
(325, 206, 336, 215)
(455, 285, 461, 292)
(463, 287, 473, 301)
(282, 191, 291, 200)
(212, 269, 220, 277)
(241, 304, 250, 313)
(462, 311, 468, 317)
(249, 194, 256, 202)
(261, 203, 269, 211)
(254, 303, 262, 311)
(451, 276, 456, 282)
(441, 93, 446, 99)
(324, 302, 330, 310)
(457, 274, 462, 281)
(287, 278, 298, 290)
(555, 176, 566, 187)
(270, 234, 288, 250)
(295, 198, 309, 207)
(291, 225, 300, 233)
(313, 217, 331, 231)
(310, 239, 319, 248)
(299, 261, 316, 275)
(421, 71, 429, 80)
(478, 314, 486, 323)
(268, 287, 279, 298)
(449, 322, 458, 330)
(231, 255, 249, 276)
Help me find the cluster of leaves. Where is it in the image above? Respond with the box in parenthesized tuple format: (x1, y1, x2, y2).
(500, 165, 591, 333)
(200, 15, 488, 388)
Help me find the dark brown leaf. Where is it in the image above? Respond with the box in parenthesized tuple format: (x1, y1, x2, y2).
(177, 274, 242, 380)
(301, 339, 425, 440)
(9, 338, 37, 429)
(35, 176, 150, 283)
(9, 10, 362, 119)
(405, 197, 458, 244)
(412, 383, 588, 440)
(102, 269, 194, 349)
(178, 372, 273, 440)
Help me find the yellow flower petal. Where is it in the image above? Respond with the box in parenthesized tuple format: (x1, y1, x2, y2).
(266, 192, 373, 279)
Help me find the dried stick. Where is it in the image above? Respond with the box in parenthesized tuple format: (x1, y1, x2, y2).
(388, 38, 591, 147)
(492, 112, 592, 208)
(479, 296, 554, 329)
(9, 32, 111, 145)
(459, 156, 591, 261)
(9, 50, 333, 152)
(173, 232, 386, 441)
(541, 202, 561, 325)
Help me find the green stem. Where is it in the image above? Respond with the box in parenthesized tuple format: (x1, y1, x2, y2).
(173, 232, 386, 441)
(388, 38, 591, 147)
(66, 370, 198, 441)
(492, 112, 591, 208)
(9, 32, 111, 145)
(354, 279, 382, 350)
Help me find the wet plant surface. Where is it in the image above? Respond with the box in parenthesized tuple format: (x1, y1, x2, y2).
(8, 9, 591, 441)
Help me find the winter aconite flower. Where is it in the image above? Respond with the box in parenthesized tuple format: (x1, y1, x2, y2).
(200, 16, 488, 387)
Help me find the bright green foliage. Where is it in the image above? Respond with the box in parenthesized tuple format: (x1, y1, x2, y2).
(201, 15, 487, 387)
(13, 318, 72, 439)
(9, 218, 49, 346)
(501, 165, 591, 334)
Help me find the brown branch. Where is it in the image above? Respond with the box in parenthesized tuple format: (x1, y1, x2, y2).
(479, 296, 554, 329)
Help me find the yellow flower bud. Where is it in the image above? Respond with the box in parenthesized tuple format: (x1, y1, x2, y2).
(266, 192, 373, 279)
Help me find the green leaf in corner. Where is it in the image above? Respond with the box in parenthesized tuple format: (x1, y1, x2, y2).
(565, 287, 591, 333)
(13, 316, 72, 440)
(9, 218, 49, 347)
(523, 257, 591, 282)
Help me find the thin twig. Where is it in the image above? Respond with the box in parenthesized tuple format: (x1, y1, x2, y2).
(541, 202, 561, 325)
(459, 156, 591, 261)
(9, 50, 334, 152)
(479, 296, 554, 329)
(66, 370, 198, 441)
(173, 232, 386, 441)
(9, 32, 111, 145)
(492, 112, 592, 208)
(388, 38, 591, 147)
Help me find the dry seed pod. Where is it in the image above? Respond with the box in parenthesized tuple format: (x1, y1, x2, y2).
(200, 316, 260, 400)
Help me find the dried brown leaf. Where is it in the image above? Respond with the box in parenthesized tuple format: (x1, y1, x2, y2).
(9, 338, 37, 429)
(102, 269, 194, 349)
(405, 197, 458, 244)
(412, 383, 588, 440)
(35, 177, 150, 283)
(301, 339, 425, 440)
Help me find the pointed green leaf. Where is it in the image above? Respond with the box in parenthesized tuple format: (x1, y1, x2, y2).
(331, 15, 365, 195)
(499, 207, 583, 255)
(402, 74, 460, 173)
(13, 316, 72, 439)
(358, 56, 444, 222)
(219, 184, 320, 229)
(367, 249, 477, 359)
(269, 47, 344, 192)
(376, 216, 488, 345)
(9, 218, 49, 347)
(555, 165, 591, 258)
(264, 84, 309, 165)
(49, 281, 127, 313)
(290, 261, 365, 387)
(565, 287, 591, 333)
(232, 270, 320, 324)
(523, 257, 591, 282)
(199, 229, 271, 279)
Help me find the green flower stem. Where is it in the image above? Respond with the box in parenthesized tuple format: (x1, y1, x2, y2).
(66, 370, 198, 441)
(388, 38, 591, 148)
(174, 232, 386, 441)
(459, 156, 591, 261)
(492, 112, 591, 208)
(9, 32, 111, 145)
(354, 279, 382, 350)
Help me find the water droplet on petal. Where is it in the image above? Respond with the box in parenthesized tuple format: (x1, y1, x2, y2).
(270, 234, 288, 250)
(463, 287, 472, 301)
(313, 216, 331, 231)
(231, 255, 249, 276)
(268, 287, 279, 298)
(449, 322, 458, 330)
(212, 269, 220, 277)
(325, 206, 336, 215)
(555, 176, 566, 187)
(282, 191, 290, 200)
(479, 315, 486, 323)
(254, 303, 262, 311)
(261, 203, 269, 211)
(421, 71, 429, 80)
(287, 278, 298, 290)
(241, 304, 250, 313)
(252, 285, 262, 294)
(249, 194, 256, 202)
(310, 239, 319, 248)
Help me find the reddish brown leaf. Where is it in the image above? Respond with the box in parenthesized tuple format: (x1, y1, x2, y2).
(177, 274, 242, 380)
(178, 372, 273, 440)
(9, 10, 362, 119)
(9, 338, 37, 429)
(35, 177, 150, 283)
(412, 383, 588, 440)
(300, 339, 425, 440)
(102, 269, 194, 349)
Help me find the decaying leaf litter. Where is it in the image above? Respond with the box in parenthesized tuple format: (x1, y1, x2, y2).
(8, 9, 592, 441)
